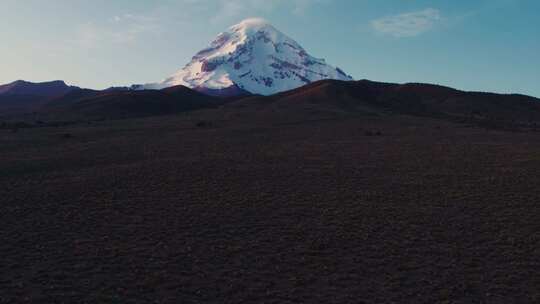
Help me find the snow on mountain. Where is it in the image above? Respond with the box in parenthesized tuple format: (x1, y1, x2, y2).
(142, 18, 353, 95)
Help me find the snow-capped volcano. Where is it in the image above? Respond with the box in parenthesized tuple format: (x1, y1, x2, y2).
(142, 18, 353, 95)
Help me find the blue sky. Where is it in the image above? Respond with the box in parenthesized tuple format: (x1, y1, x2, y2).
(1, 0, 539, 97)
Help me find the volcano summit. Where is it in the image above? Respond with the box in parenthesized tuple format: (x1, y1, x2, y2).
(141, 18, 353, 96)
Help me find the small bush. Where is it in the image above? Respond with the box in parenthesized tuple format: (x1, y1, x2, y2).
(196, 121, 212, 128)
(365, 130, 382, 136)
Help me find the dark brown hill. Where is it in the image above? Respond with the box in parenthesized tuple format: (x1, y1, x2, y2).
(43, 86, 224, 120)
(227, 80, 540, 126)
(0, 80, 79, 115)
(3, 79, 540, 126)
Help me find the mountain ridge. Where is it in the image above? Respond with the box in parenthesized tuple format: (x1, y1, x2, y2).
(0, 80, 78, 97)
(223, 79, 540, 129)
(2, 78, 540, 127)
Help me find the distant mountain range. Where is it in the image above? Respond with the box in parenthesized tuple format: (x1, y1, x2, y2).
(1, 77, 539, 126)
(1, 19, 539, 124)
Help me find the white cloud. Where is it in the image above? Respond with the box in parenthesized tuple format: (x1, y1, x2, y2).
(371, 8, 441, 38)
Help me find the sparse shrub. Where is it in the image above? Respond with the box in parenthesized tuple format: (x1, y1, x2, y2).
(365, 130, 382, 136)
(196, 121, 212, 128)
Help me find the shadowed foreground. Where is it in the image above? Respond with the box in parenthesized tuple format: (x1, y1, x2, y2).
(1, 110, 539, 303)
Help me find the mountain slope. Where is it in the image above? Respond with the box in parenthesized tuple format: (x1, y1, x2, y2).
(44, 85, 223, 120)
(225, 79, 540, 126)
(142, 18, 352, 95)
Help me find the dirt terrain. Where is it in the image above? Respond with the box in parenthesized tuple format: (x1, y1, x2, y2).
(1, 102, 540, 303)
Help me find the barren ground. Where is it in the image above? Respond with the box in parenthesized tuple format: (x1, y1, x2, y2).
(1, 110, 539, 303)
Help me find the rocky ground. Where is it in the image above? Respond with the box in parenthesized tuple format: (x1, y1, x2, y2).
(1, 109, 539, 303)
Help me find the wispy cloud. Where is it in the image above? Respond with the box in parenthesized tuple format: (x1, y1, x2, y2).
(371, 8, 442, 38)
(76, 13, 160, 48)
(206, 0, 325, 23)
(290, 0, 328, 16)
(71, 0, 326, 49)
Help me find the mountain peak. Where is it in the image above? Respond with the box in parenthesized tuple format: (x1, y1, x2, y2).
(141, 19, 353, 96)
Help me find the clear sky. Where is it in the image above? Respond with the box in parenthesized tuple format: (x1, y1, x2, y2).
(1, 0, 539, 97)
